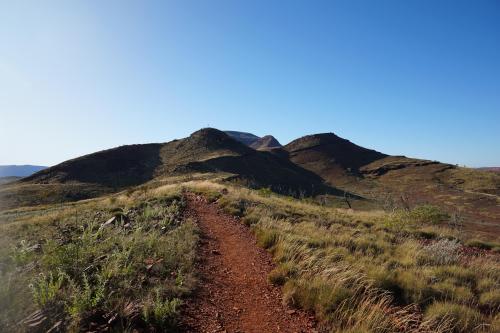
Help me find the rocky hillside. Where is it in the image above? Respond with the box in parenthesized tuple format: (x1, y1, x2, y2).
(284, 133, 387, 185)
(1, 129, 340, 209)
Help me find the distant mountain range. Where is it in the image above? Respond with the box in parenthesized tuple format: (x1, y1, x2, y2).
(0, 165, 47, 177)
(477, 167, 500, 173)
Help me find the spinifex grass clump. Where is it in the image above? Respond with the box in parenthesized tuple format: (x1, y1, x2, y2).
(0, 193, 198, 332)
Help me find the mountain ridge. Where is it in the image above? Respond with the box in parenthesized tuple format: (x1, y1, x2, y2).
(2, 127, 499, 236)
(2, 128, 342, 209)
(0, 165, 47, 177)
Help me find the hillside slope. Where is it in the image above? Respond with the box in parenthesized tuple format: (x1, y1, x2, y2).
(1, 129, 339, 210)
(23, 144, 163, 187)
(284, 133, 500, 235)
(285, 133, 387, 186)
(159, 128, 337, 195)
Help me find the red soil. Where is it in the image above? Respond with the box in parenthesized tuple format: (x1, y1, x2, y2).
(180, 194, 316, 333)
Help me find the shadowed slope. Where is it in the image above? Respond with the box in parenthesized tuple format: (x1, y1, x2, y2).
(23, 144, 163, 188)
(160, 129, 339, 195)
(1, 129, 341, 210)
(285, 133, 387, 185)
(284, 133, 500, 237)
(0, 144, 164, 210)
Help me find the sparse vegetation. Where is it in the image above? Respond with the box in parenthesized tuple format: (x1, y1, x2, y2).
(1, 176, 498, 332)
(215, 182, 500, 332)
(0, 187, 198, 331)
(424, 302, 484, 333)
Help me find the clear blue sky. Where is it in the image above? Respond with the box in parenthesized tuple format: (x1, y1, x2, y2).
(1, 0, 499, 167)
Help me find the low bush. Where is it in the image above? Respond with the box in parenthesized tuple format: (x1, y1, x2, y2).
(479, 290, 500, 310)
(466, 239, 495, 250)
(255, 228, 279, 249)
(431, 281, 474, 303)
(433, 266, 476, 286)
(142, 289, 181, 329)
(283, 278, 354, 318)
(29, 270, 66, 307)
(409, 205, 450, 225)
(418, 239, 461, 266)
(424, 302, 484, 333)
(395, 270, 438, 305)
(268, 263, 296, 286)
(1, 195, 198, 331)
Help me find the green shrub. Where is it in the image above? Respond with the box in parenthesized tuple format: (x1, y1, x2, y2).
(413, 230, 438, 239)
(433, 266, 476, 286)
(395, 270, 438, 305)
(256, 229, 279, 249)
(432, 281, 474, 303)
(219, 198, 246, 217)
(242, 214, 260, 227)
(142, 290, 181, 329)
(424, 302, 484, 333)
(11, 240, 37, 265)
(257, 187, 273, 197)
(319, 286, 354, 315)
(366, 268, 402, 299)
(465, 239, 495, 250)
(477, 278, 496, 293)
(268, 262, 296, 286)
(68, 273, 107, 318)
(283, 279, 353, 318)
(409, 205, 449, 225)
(491, 314, 500, 333)
(479, 290, 500, 310)
(1, 196, 197, 331)
(29, 270, 66, 307)
(268, 267, 288, 286)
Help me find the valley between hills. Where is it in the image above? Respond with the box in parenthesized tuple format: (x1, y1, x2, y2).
(0, 128, 499, 332)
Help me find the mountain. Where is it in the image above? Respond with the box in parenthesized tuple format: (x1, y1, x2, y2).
(2, 129, 339, 209)
(150, 128, 337, 196)
(23, 144, 163, 188)
(250, 135, 282, 150)
(0, 165, 47, 177)
(2, 128, 499, 235)
(224, 131, 260, 146)
(283, 132, 500, 235)
(477, 167, 500, 173)
(284, 133, 387, 185)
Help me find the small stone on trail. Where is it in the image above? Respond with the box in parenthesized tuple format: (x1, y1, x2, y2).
(211, 249, 221, 255)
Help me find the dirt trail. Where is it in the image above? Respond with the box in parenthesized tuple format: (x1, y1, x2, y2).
(180, 194, 316, 333)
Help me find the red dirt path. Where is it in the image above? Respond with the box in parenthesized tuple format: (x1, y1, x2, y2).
(180, 194, 316, 333)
